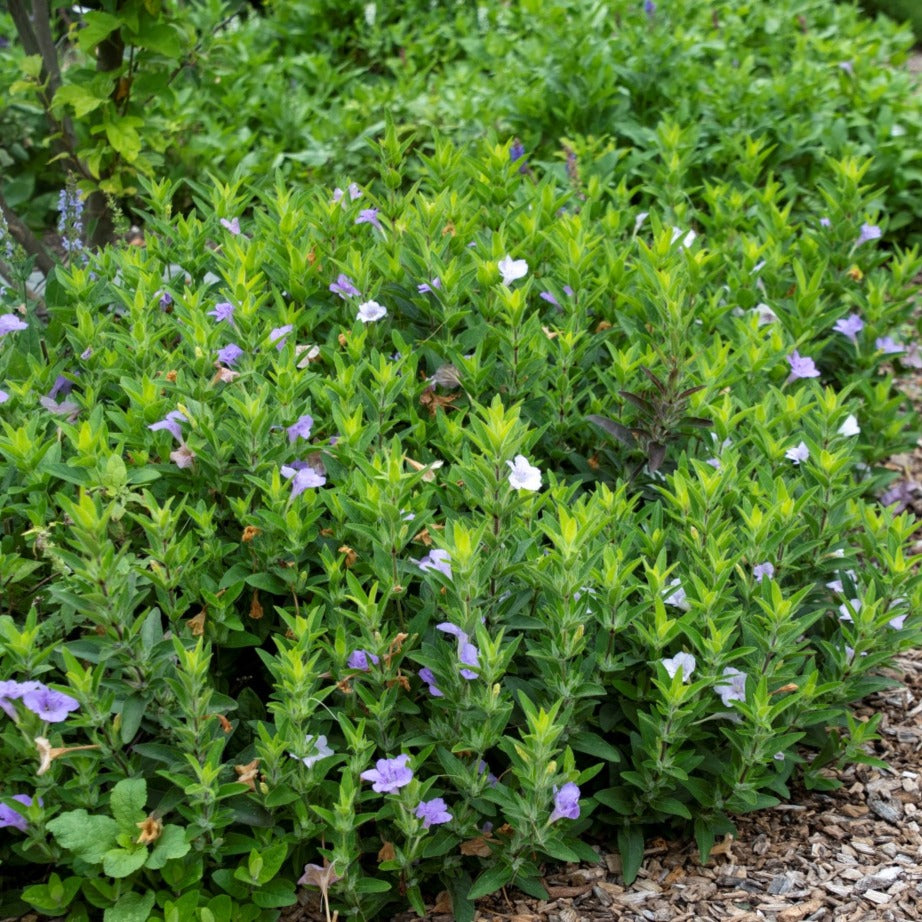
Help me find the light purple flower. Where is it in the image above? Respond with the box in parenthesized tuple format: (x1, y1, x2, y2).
(287, 415, 314, 443)
(785, 441, 810, 465)
(415, 797, 452, 829)
(158, 291, 173, 310)
(208, 301, 234, 324)
(419, 667, 443, 697)
(833, 314, 863, 343)
(217, 343, 244, 366)
(415, 549, 452, 579)
(437, 622, 479, 679)
(549, 782, 581, 822)
(661, 652, 696, 682)
(819, 217, 832, 228)
(856, 223, 881, 246)
(170, 445, 195, 469)
(0, 314, 27, 336)
(360, 754, 413, 793)
(838, 598, 861, 623)
(787, 351, 820, 381)
(348, 650, 380, 671)
(148, 410, 187, 441)
(478, 760, 498, 786)
(875, 336, 904, 355)
(663, 578, 690, 611)
(889, 613, 907, 631)
(289, 734, 334, 768)
(417, 277, 442, 294)
(269, 324, 293, 350)
(281, 463, 326, 497)
(356, 300, 387, 323)
(21, 685, 80, 723)
(540, 291, 560, 307)
(0, 390, 9, 404)
(48, 375, 75, 400)
(838, 61, 854, 76)
(0, 795, 34, 832)
(332, 182, 362, 203)
(0, 680, 37, 719)
(220, 217, 240, 235)
(509, 139, 527, 171)
(330, 274, 361, 299)
(753, 562, 775, 583)
(715, 667, 747, 706)
(644, 0, 656, 16)
(507, 455, 542, 491)
(670, 227, 697, 248)
(498, 255, 528, 286)
(355, 208, 383, 232)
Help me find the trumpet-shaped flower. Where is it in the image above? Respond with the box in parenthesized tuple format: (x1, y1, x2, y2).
(856, 223, 881, 246)
(281, 463, 326, 497)
(286, 415, 314, 443)
(148, 410, 187, 441)
(217, 343, 244, 366)
(549, 782, 581, 822)
(753, 562, 775, 583)
(355, 208, 383, 232)
(0, 314, 27, 336)
(289, 734, 334, 768)
(661, 652, 696, 682)
(330, 274, 360, 299)
(348, 650, 379, 671)
(663, 578, 690, 611)
(498, 255, 528, 286)
(833, 314, 863, 343)
(414, 549, 452, 579)
(838, 414, 860, 437)
(786, 351, 820, 381)
(415, 797, 452, 829)
(356, 300, 387, 323)
(0, 795, 34, 832)
(715, 667, 747, 706)
(220, 217, 240, 234)
(507, 455, 542, 491)
(785, 441, 810, 465)
(269, 324, 293, 350)
(21, 685, 80, 723)
(360, 754, 413, 793)
(208, 301, 234, 324)
(418, 667, 443, 697)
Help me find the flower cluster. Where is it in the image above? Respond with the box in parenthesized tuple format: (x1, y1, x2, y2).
(0, 680, 80, 722)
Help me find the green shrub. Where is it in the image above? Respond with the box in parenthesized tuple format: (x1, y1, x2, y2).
(0, 126, 920, 919)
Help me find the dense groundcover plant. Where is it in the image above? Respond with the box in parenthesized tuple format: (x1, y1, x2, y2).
(1, 117, 921, 919)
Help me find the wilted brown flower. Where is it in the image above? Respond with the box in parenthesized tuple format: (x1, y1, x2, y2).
(338, 545, 358, 568)
(377, 841, 396, 862)
(136, 815, 163, 845)
(186, 610, 206, 636)
(419, 388, 459, 418)
(241, 525, 261, 543)
(35, 736, 101, 776)
(249, 590, 264, 620)
(235, 758, 260, 791)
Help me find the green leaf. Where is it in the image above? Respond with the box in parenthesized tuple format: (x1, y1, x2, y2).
(21, 875, 82, 913)
(245, 571, 288, 594)
(46, 811, 119, 864)
(53, 83, 107, 118)
(146, 824, 191, 869)
(77, 11, 123, 53)
(102, 846, 149, 878)
(102, 891, 155, 922)
(251, 879, 297, 909)
(104, 118, 143, 163)
(130, 22, 182, 57)
(110, 777, 147, 832)
(467, 863, 514, 901)
(617, 825, 645, 885)
(120, 695, 148, 744)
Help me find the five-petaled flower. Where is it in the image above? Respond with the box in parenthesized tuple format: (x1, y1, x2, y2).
(418, 667, 443, 697)
(0, 795, 35, 832)
(21, 684, 80, 723)
(0, 314, 27, 336)
(148, 410, 187, 441)
(281, 463, 326, 498)
(208, 301, 235, 324)
(661, 652, 696, 682)
(287, 415, 314, 443)
(753, 562, 775, 583)
(269, 324, 293, 350)
(330, 274, 361, 299)
(414, 549, 452, 580)
(437, 622, 479, 680)
(549, 782, 581, 822)
(498, 255, 528, 286)
(833, 314, 863, 343)
(357, 300, 387, 323)
(856, 223, 881, 246)
(355, 208, 383, 232)
(415, 798, 452, 829)
(218, 343, 244, 367)
(838, 414, 860, 437)
(875, 336, 904, 355)
(220, 217, 240, 235)
(289, 734, 334, 768)
(507, 455, 542, 491)
(348, 649, 380, 671)
(786, 351, 820, 381)
(715, 667, 747, 706)
(360, 754, 413, 793)
(785, 441, 810, 465)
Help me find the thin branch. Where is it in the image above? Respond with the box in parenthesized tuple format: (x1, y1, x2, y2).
(0, 188, 56, 276)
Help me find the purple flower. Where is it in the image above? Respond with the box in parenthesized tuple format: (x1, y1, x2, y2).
(0, 314, 27, 336)
(158, 291, 173, 310)
(787, 351, 820, 381)
(715, 667, 747, 706)
(289, 734, 334, 768)
(330, 274, 361, 300)
(549, 782, 580, 823)
(0, 680, 38, 719)
(838, 61, 854, 76)
(417, 277, 442, 294)
(540, 291, 560, 307)
(217, 343, 244, 366)
(48, 375, 75, 400)
(348, 649, 380, 671)
(281, 463, 326, 497)
(509, 139, 526, 163)
(644, 0, 656, 16)
(785, 441, 810, 465)
(414, 549, 452, 580)
(21, 685, 80, 723)
(875, 336, 904, 355)
(0, 795, 34, 832)
(436, 622, 480, 680)
(360, 754, 413, 793)
(148, 410, 187, 441)
(838, 598, 861, 623)
(819, 216, 832, 228)
(419, 667, 443, 697)
(661, 652, 696, 682)
(0, 389, 8, 404)
(879, 478, 918, 512)
(220, 217, 241, 235)
(833, 313, 863, 343)
(269, 324, 293, 350)
(356, 300, 387, 323)
(856, 223, 882, 246)
(415, 797, 452, 829)
(478, 760, 499, 786)
(753, 562, 775, 583)
(355, 208, 383, 232)
(208, 301, 235, 324)
(286, 415, 315, 443)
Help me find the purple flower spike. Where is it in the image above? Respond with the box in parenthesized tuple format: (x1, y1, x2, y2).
(148, 410, 187, 441)
(415, 797, 452, 829)
(419, 667, 443, 697)
(21, 685, 80, 723)
(833, 313, 863, 343)
(549, 782, 581, 822)
(208, 301, 235, 324)
(0, 314, 27, 336)
(286, 414, 314, 443)
(330, 274, 361, 300)
(217, 343, 244, 366)
(360, 754, 413, 793)
(856, 223, 881, 246)
(355, 208, 383, 232)
(348, 649, 380, 671)
(786, 350, 820, 381)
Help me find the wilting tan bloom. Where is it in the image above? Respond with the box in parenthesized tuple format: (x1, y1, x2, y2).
(170, 444, 195, 469)
(460, 835, 493, 857)
(35, 736, 101, 776)
(337, 332, 349, 347)
(595, 320, 612, 333)
(165, 370, 177, 383)
(241, 525, 261, 543)
(136, 815, 163, 845)
(296, 344, 321, 368)
(377, 841, 396, 862)
(429, 364, 461, 389)
(771, 683, 799, 695)
(212, 366, 240, 384)
(419, 389, 459, 418)
(847, 265, 864, 281)
(404, 456, 444, 482)
(442, 222, 456, 236)
(338, 545, 357, 568)
(542, 326, 559, 340)
(235, 758, 260, 791)
(214, 714, 233, 733)
(249, 590, 263, 620)
(186, 610, 206, 636)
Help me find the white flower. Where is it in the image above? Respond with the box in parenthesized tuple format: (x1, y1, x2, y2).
(670, 227, 697, 249)
(753, 303, 778, 326)
(838, 598, 861, 622)
(661, 652, 696, 682)
(838, 414, 860, 437)
(506, 455, 542, 491)
(715, 667, 747, 706)
(663, 578, 690, 611)
(356, 300, 387, 323)
(634, 212, 649, 233)
(290, 734, 334, 768)
(785, 441, 810, 465)
(498, 255, 528, 286)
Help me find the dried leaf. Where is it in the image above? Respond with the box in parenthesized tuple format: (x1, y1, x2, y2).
(460, 836, 493, 857)
(419, 388, 460, 418)
(135, 815, 163, 845)
(249, 590, 264, 620)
